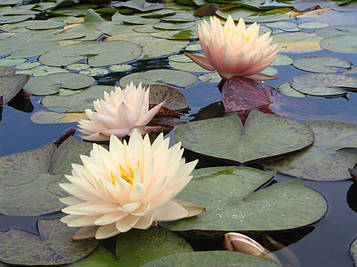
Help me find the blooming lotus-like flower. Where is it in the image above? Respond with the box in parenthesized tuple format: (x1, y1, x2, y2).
(78, 82, 164, 141)
(59, 129, 204, 240)
(186, 16, 280, 81)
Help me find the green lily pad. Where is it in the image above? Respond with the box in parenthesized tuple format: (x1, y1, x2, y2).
(141, 9, 176, 18)
(0, 220, 98, 265)
(0, 15, 33, 25)
(23, 73, 95, 96)
(25, 20, 66, 30)
(41, 85, 114, 112)
(79, 68, 109, 76)
(161, 11, 197, 22)
(15, 62, 41, 70)
(272, 32, 323, 53)
(67, 64, 90, 71)
(271, 54, 293, 66)
(261, 66, 278, 76)
(298, 21, 328, 29)
(265, 21, 299, 32)
(161, 166, 327, 233)
(198, 72, 221, 83)
(109, 64, 132, 72)
(0, 58, 26, 67)
(169, 54, 193, 63)
(315, 25, 357, 38)
(245, 13, 291, 23)
(290, 73, 357, 97)
(112, 0, 165, 12)
(120, 69, 198, 88)
(112, 12, 160, 25)
(72, 246, 118, 267)
(151, 28, 198, 40)
(40, 40, 142, 67)
(277, 82, 306, 98)
(351, 237, 357, 266)
(31, 111, 86, 124)
(264, 120, 357, 181)
(169, 61, 210, 73)
(7, 39, 58, 58)
(175, 110, 314, 163)
(0, 74, 29, 105)
(185, 43, 201, 51)
(320, 34, 357, 54)
(113, 32, 188, 59)
(153, 21, 194, 30)
(0, 136, 93, 215)
(0, 0, 22, 5)
(16, 65, 68, 76)
(292, 56, 352, 73)
(132, 24, 161, 33)
(215, 8, 257, 21)
(143, 251, 280, 267)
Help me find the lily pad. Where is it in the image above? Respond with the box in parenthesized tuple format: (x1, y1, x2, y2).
(25, 20, 66, 30)
(72, 246, 118, 267)
(112, 0, 165, 12)
(161, 166, 327, 233)
(67, 64, 90, 71)
(265, 21, 299, 32)
(0, 136, 93, 215)
(271, 54, 293, 66)
(16, 65, 68, 76)
(351, 237, 357, 266)
(272, 32, 323, 53)
(185, 43, 201, 51)
(277, 82, 306, 98)
(320, 34, 357, 54)
(293, 56, 352, 73)
(120, 69, 198, 88)
(41, 85, 114, 112)
(141, 9, 176, 18)
(298, 21, 328, 29)
(198, 72, 221, 83)
(7, 39, 58, 58)
(110, 64, 132, 72)
(23, 73, 95, 96)
(169, 61, 210, 73)
(0, 220, 98, 265)
(175, 110, 314, 163)
(0, 73, 29, 105)
(149, 84, 188, 110)
(15, 62, 41, 70)
(0, 58, 26, 67)
(31, 111, 86, 124)
(161, 11, 197, 22)
(40, 40, 142, 67)
(290, 73, 357, 97)
(143, 251, 280, 267)
(112, 12, 160, 25)
(151, 29, 198, 40)
(79, 68, 109, 76)
(153, 21, 194, 30)
(315, 25, 357, 38)
(264, 120, 357, 181)
(215, 8, 257, 21)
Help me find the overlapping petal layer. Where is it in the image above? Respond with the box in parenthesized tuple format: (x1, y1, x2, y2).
(78, 82, 164, 141)
(60, 130, 204, 239)
(187, 16, 280, 81)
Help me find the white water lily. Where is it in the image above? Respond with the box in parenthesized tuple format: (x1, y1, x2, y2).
(186, 16, 280, 80)
(78, 82, 164, 141)
(59, 129, 204, 239)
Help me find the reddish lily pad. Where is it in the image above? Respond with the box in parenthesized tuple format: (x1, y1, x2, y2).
(149, 84, 188, 110)
(0, 136, 93, 215)
(0, 220, 98, 266)
(175, 110, 314, 163)
(264, 120, 357, 181)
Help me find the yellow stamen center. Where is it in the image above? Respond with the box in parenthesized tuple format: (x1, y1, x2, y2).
(120, 165, 135, 185)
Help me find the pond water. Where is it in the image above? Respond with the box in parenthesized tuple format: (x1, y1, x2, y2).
(1, 1, 357, 266)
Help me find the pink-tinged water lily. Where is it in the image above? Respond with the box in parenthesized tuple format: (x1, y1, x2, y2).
(225, 232, 280, 263)
(186, 16, 280, 81)
(78, 82, 165, 141)
(59, 129, 204, 240)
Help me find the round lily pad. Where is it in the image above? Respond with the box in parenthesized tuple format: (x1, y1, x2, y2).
(109, 64, 132, 72)
(265, 21, 299, 32)
(264, 120, 357, 181)
(25, 20, 66, 30)
(40, 40, 142, 67)
(271, 54, 293, 66)
(79, 68, 109, 76)
(67, 63, 90, 71)
(31, 111, 86, 124)
(175, 110, 314, 163)
(161, 11, 197, 22)
(112, 12, 160, 25)
(0, 58, 26, 67)
(120, 69, 198, 88)
(151, 29, 198, 40)
(15, 62, 40, 70)
(290, 73, 357, 97)
(23, 73, 95, 96)
(0, 220, 98, 265)
(320, 34, 357, 54)
(161, 166, 327, 233)
(169, 61, 210, 73)
(315, 25, 357, 38)
(16, 65, 68, 76)
(261, 66, 278, 76)
(298, 22, 328, 29)
(216, 8, 256, 21)
(277, 82, 306, 98)
(143, 251, 280, 267)
(272, 32, 323, 53)
(149, 84, 188, 110)
(292, 56, 352, 73)
(9, 39, 58, 58)
(153, 21, 194, 30)
(199, 72, 221, 83)
(41, 85, 114, 112)
(169, 54, 192, 63)
(132, 24, 161, 33)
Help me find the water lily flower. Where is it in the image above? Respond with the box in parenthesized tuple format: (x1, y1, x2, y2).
(225, 232, 280, 263)
(186, 16, 280, 81)
(59, 129, 204, 240)
(78, 82, 165, 141)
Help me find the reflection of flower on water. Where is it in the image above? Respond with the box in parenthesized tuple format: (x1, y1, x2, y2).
(78, 82, 165, 141)
(59, 129, 204, 239)
(186, 16, 280, 81)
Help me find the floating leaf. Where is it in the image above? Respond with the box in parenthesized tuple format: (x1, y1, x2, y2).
(23, 73, 95, 96)
(292, 56, 352, 73)
(185, 43, 201, 51)
(72, 246, 118, 267)
(290, 73, 357, 97)
(141, 9, 176, 18)
(149, 84, 188, 110)
(168, 54, 193, 63)
(0, 58, 26, 67)
(315, 25, 357, 37)
(199, 72, 221, 83)
(153, 21, 194, 30)
(67, 63, 90, 71)
(25, 20, 65, 30)
(298, 21, 328, 29)
(79, 68, 109, 76)
(112, 0, 165, 12)
(41, 85, 114, 112)
(161, 11, 197, 22)
(265, 21, 299, 32)
(264, 120, 357, 181)
(175, 110, 314, 163)
(351, 237, 357, 266)
(151, 29, 198, 40)
(277, 82, 306, 98)
(320, 34, 357, 54)
(112, 12, 160, 25)
(120, 69, 198, 88)
(272, 32, 323, 53)
(271, 54, 293, 66)
(31, 111, 86, 124)
(161, 167, 326, 233)
(109, 64, 132, 72)
(40, 40, 142, 67)
(0, 136, 93, 215)
(169, 61, 210, 73)
(15, 62, 40, 70)
(0, 220, 98, 265)
(16, 65, 68, 76)
(0, 73, 29, 105)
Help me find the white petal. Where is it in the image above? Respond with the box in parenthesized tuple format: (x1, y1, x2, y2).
(115, 215, 140, 232)
(153, 200, 188, 221)
(95, 223, 120, 239)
